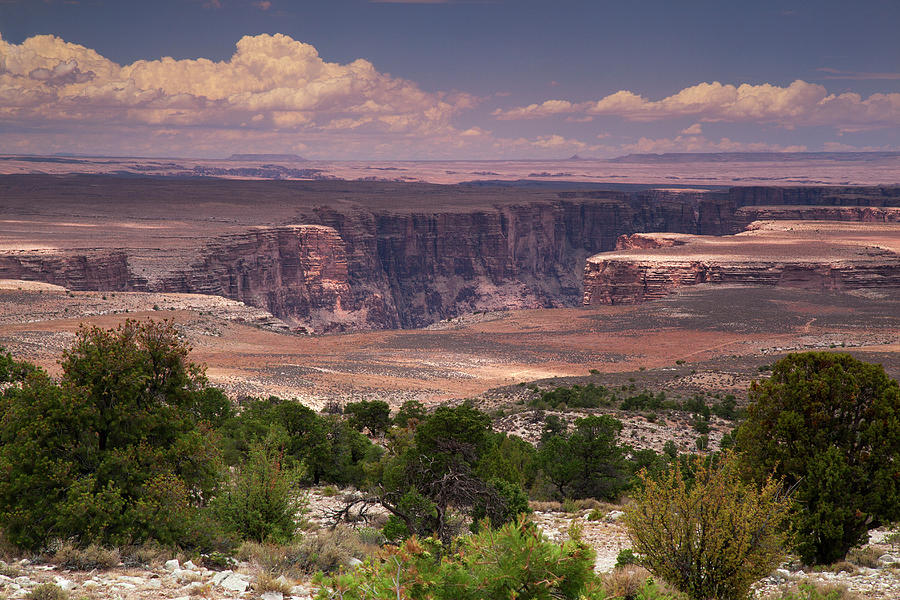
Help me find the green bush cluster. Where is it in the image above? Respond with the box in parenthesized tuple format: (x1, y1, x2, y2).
(220, 395, 380, 487)
(2, 320, 896, 600)
(316, 518, 601, 600)
(532, 383, 741, 422)
(537, 415, 629, 501)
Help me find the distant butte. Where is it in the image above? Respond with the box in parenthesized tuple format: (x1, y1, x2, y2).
(227, 153, 306, 161)
(583, 219, 900, 306)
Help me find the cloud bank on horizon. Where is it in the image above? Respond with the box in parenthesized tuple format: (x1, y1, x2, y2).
(493, 81, 900, 133)
(0, 32, 898, 159)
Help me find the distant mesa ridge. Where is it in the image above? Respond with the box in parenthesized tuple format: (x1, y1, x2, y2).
(607, 151, 900, 163)
(227, 153, 306, 162)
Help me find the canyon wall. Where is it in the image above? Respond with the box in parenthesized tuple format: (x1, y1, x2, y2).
(583, 224, 900, 306)
(1, 179, 899, 332)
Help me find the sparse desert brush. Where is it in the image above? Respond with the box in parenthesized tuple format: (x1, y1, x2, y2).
(355, 526, 386, 547)
(829, 561, 857, 574)
(120, 541, 172, 568)
(239, 525, 365, 576)
(601, 565, 651, 600)
(26, 583, 68, 600)
(0, 530, 19, 562)
(0, 561, 21, 578)
(201, 551, 236, 571)
(574, 498, 609, 511)
(53, 543, 120, 570)
(254, 573, 294, 595)
(769, 581, 861, 600)
(885, 530, 900, 552)
(528, 500, 563, 512)
(844, 546, 881, 568)
(188, 582, 214, 597)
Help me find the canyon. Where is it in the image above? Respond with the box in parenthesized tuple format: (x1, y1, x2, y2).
(1, 176, 899, 332)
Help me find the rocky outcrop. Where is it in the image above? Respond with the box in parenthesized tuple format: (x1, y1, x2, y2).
(583, 223, 900, 306)
(0, 250, 145, 291)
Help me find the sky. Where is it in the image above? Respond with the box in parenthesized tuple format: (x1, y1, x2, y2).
(1, 0, 899, 160)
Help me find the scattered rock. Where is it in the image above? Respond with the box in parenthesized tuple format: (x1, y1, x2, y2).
(164, 558, 181, 571)
(53, 576, 73, 591)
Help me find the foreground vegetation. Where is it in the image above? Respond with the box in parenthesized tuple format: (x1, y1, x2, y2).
(0, 319, 898, 600)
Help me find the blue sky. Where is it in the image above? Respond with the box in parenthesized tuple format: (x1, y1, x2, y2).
(1, 0, 899, 159)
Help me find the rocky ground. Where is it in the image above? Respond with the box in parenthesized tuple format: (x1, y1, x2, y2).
(2, 496, 897, 600)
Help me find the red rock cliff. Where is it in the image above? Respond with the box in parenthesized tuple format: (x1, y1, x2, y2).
(583, 222, 900, 306)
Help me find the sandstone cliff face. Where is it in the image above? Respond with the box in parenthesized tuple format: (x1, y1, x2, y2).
(2, 183, 900, 332)
(0, 250, 144, 291)
(583, 259, 900, 305)
(583, 223, 900, 306)
(157, 226, 360, 332)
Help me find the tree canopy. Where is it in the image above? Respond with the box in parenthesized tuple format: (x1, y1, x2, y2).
(736, 352, 900, 564)
(0, 320, 224, 550)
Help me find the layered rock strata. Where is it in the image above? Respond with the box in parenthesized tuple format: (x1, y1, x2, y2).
(583, 221, 900, 306)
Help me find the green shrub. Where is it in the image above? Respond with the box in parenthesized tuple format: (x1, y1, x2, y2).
(213, 435, 303, 543)
(531, 383, 613, 410)
(737, 352, 900, 564)
(537, 415, 629, 501)
(316, 518, 600, 600)
(615, 548, 638, 568)
(220, 397, 380, 487)
(393, 400, 427, 428)
(0, 321, 223, 551)
(624, 451, 790, 600)
(373, 405, 525, 545)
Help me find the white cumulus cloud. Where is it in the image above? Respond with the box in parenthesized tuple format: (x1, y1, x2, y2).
(0, 32, 473, 142)
(493, 80, 900, 131)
